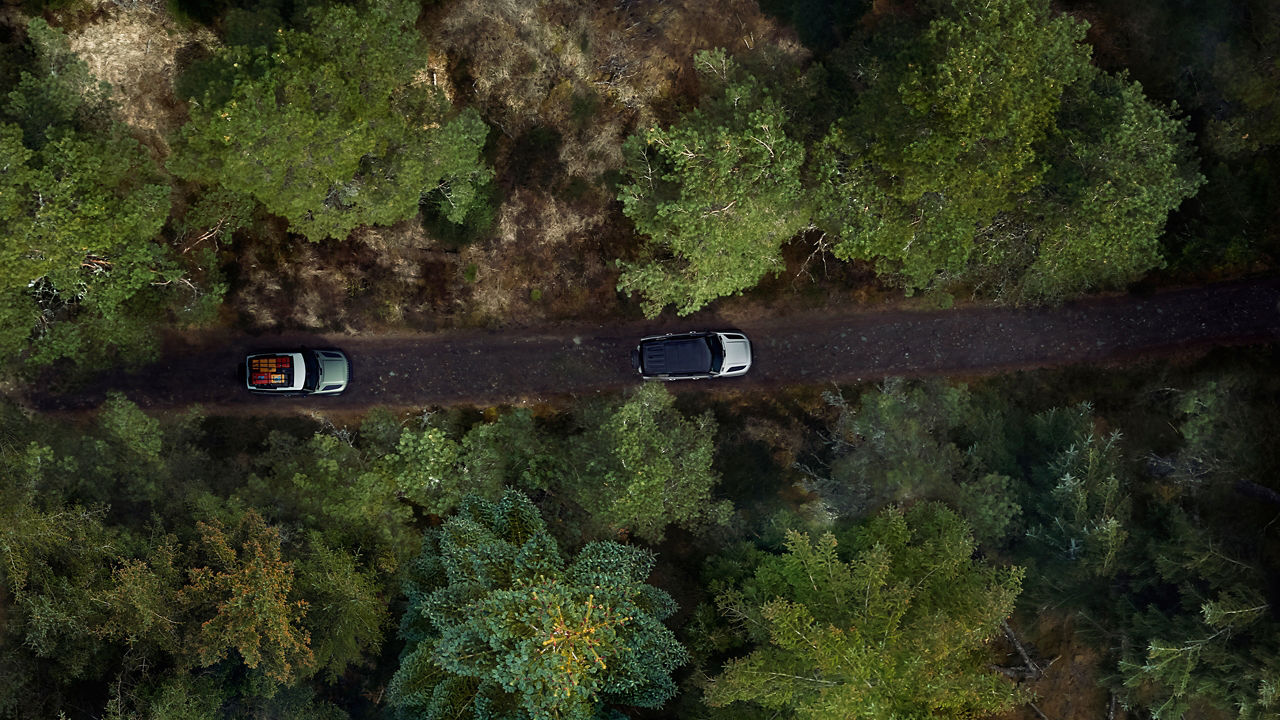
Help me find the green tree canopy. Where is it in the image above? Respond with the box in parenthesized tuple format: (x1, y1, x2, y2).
(705, 503, 1024, 719)
(0, 19, 174, 368)
(797, 380, 1021, 545)
(808, 0, 1202, 302)
(617, 49, 808, 316)
(1117, 510, 1280, 720)
(1006, 72, 1205, 303)
(815, 0, 1093, 290)
(568, 383, 733, 543)
(388, 490, 688, 720)
(178, 509, 314, 685)
(169, 0, 491, 242)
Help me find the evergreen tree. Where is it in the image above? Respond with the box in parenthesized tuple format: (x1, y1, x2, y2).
(0, 19, 173, 369)
(798, 380, 1021, 544)
(170, 0, 491, 242)
(1117, 510, 1280, 720)
(814, 0, 1093, 291)
(459, 408, 562, 493)
(1022, 404, 1132, 581)
(294, 533, 388, 683)
(704, 503, 1024, 719)
(387, 490, 688, 720)
(179, 509, 314, 685)
(1009, 72, 1204, 303)
(811, 0, 1202, 301)
(569, 383, 733, 543)
(617, 49, 808, 316)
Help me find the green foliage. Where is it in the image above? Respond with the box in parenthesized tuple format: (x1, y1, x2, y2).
(177, 186, 257, 246)
(705, 504, 1024, 719)
(617, 49, 808, 316)
(569, 383, 733, 543)
(810, 0, 1202, 301)
(1022, 406, 1131, 579)
(98, 391, 164, 465)
(138, 673, 227, 720)
(447, 387, 732, 545)
(0, 400, 401, 716)
(1116, 511, 1280, 720)
(170, 0, 492, 241)
(179, 509, 314, 685)
(799, 380, 1020, 546)
(1159, 375, 1274, 486)
(1009, 73, 1204, 303)
(459, 408, 561, 492)
(244, 429, 421, 572)
(816, 0, 1093, 291)
(384, 426, 471, 514)
(3, 18, 109, 148)
(0, 19, 189, 371)
(0, 495, 119, 673)
(812, 380, 969, 512)
(387, 490, 688, 720)
(295, 533, 388, 683)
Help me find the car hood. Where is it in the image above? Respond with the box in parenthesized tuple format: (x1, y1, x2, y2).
(721, 336, 752, 367)
(319, 356, 349, 386)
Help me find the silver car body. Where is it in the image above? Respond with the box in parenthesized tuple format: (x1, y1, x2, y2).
(715, 332, 752, 377)
(245, 349, 349, 396)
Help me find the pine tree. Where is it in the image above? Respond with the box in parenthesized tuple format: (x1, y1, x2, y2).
(617, 49, 808, 316)
(569, 383, 733, 543)
(0, 20, 173, 368)
(815, 0, 1093, 291)
(704, 503, 1024, 719)
(179, 509, 314, 684)
(169, 0, 491, 242)
(387, 490, 688, 720)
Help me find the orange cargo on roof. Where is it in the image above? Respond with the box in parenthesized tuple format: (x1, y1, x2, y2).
(249, 355, 293, 387)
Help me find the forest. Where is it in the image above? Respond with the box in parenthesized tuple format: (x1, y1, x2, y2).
(1, 0, 1279, 718)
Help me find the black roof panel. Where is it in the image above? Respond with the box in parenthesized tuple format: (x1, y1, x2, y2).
(640, 336, 713, 375)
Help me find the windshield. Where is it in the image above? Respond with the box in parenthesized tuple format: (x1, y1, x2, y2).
(707, 336, 724, 373)
(301, 350, 320, 391)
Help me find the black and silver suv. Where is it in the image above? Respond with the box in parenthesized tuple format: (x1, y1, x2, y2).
(631, 331, 752, 380)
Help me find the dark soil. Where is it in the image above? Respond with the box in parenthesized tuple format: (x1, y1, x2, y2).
(25, 276, 1280, 414)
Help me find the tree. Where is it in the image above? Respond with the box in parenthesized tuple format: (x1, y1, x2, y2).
(383, 426, 474, 515)
(811, 0, 1202, 301)
(796, 380, 1021, 545)
(0, 20, 173, 368)
(1021, 404, 1132, 581)
(459, 408, 562, 493)
(1007, 72, 1204, 303)
(617, 49, 808, 316)
(169, 0, 491, 242)
(179, 509, 314, 685)
(294, 533, 388, 683)
(447, 387, 733, 544)
(815, 0, 1093, 291)
(387, 490, 688, 720)
(245, 428, 422, 570)
(569, 383, 733, 543)
(1117, 510, 1280, 720)
(704, 504, 1024, 719)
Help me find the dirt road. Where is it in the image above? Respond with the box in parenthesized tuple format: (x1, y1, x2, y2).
(28, 277, 1280, 412)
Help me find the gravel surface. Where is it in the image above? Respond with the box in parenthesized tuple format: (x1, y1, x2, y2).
(28, 276, 1280, 412)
